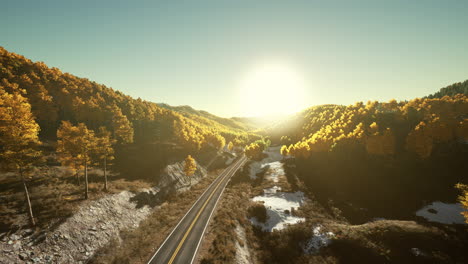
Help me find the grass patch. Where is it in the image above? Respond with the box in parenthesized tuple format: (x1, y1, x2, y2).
(198, 181, 255, 264)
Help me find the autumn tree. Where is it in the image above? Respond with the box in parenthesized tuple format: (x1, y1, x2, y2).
(94, 126, 116, 191)
(244, 138, 270, 159)
(280, 145, 289, 156)
(227, 141, 234, 151)
(184, 155, 197, 176)
(406, 121, 433, 159)
(204, 132, 226, 150)
(55, 121, 81, 183)
(245, 143, 262, 159)
(57, 121, 97, 199)
(111, 106, 134, 144)
(456, 184, 468, 224)
(366, 127, 396, 155)
(0, 86, 42, 226)
(173, 117, 204, 151)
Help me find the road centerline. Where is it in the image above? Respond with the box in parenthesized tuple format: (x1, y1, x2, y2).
(165, 156, 244, 264)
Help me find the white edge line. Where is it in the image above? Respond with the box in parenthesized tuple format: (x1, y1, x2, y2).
(147, 156, 244, 264)
(190, 156, 246, 264)
(147, 159, 238, 263)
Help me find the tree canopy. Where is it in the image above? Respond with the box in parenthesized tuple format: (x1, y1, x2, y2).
(184, 155, 197, 176)
(0, 46, 260, 152)
(281, 95, 468, 159)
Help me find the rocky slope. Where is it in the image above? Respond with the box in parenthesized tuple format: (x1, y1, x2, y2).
(0, 159, 208, 264)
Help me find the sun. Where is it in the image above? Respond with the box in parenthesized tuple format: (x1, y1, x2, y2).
(239, 63, 307, 117)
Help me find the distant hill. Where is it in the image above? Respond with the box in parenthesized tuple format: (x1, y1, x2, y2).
(427, 79, 468, 98)
(157, 103, 252, 131)
(231, 116, 278, 129)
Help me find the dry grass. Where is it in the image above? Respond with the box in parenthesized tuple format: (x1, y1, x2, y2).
(0, 166, 153, 232)
(322, 220, 468, 264)
(198, 181, 255, 264)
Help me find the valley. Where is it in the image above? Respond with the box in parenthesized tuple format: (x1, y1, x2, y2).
(1, 43, 467, 263)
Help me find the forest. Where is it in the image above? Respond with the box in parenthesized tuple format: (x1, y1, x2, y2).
(0, 46, 262, 228)
(276, 90, 468, 220)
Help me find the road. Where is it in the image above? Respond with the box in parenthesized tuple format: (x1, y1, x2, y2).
(147, 155, 247, 264)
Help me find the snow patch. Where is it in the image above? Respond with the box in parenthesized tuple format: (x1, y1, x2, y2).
(411, 247, 426, 257)
(250, 188, 305, 231)
(263, 161, 284, 183)
(264, 186, 282, 194)
(234, 224, 252, 264)
(249, 161, 262, 180)
(415, 202, 466, 225)
(302, 225, 334, 254)
(248, 146, 283, 180)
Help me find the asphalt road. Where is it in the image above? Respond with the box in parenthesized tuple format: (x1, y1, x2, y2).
(148, 155, 247, 264)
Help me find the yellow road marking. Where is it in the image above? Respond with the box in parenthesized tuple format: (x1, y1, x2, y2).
(167, 157, 243, 264)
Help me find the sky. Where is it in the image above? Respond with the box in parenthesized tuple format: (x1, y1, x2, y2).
(1, 0, 468, 117)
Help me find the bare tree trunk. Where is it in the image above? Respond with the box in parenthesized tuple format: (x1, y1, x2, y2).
(75, 161, 81, 186)
(20, 168, 35, 226)
(84, 159, 89, 199)
(103, 156, 108, 191)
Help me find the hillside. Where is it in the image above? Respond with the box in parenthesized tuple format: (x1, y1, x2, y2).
(427, 79, 468, 98)
(157, 103, 254, 131)
(277, 93, 468, 220)
(266, 80, 468, 145)
(0, 46, 260, 150)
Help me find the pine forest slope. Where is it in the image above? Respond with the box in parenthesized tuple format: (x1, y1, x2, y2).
(0, 46, 260, 151)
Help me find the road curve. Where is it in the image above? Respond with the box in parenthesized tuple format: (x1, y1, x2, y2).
(147, 155, 247, 264)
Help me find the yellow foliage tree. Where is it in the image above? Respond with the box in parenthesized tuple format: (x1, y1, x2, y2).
(245, 142, 265, 159)
(204, 132, 226, 150)
(57, 121, 97, 199)
(94, 127, 116, 191)
(368, 122, 379, 134)
(455, 184, 468, 224)
(184, 155, 197, 176)
(280, 145, 289, 156)
(0, 86, 42, 226)
(281, 95, 467, 159)
(406, 121, 433, 159)
(111, 106, 134, 144)
(366, 128, 395, 155)
(227, 141, 234, 151)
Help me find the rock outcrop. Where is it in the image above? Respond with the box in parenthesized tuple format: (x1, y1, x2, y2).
(157, 160, 207, 194)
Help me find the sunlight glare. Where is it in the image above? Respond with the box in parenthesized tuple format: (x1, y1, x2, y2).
(239, 63, 307, 117)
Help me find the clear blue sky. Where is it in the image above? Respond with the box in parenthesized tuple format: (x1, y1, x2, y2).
(1, 0, 468, 117)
